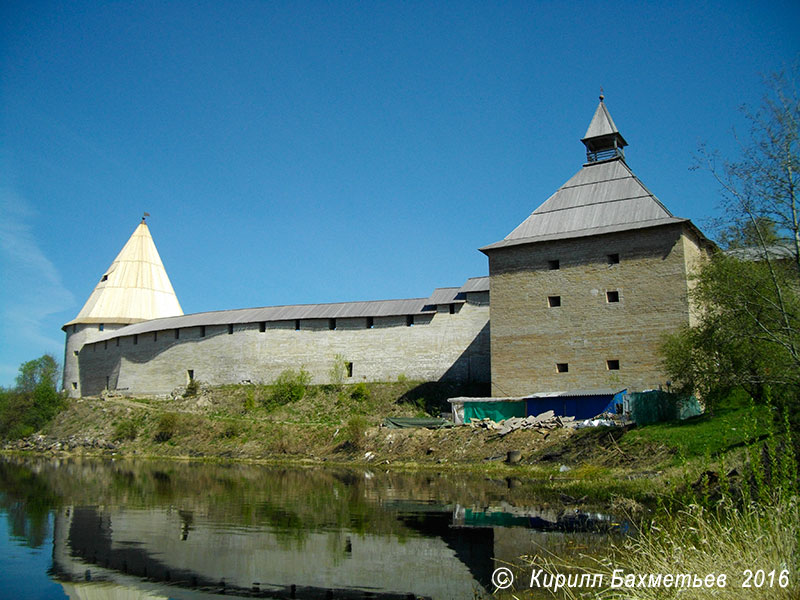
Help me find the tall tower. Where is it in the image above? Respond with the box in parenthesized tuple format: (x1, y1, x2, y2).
(62, 219, 183, 396)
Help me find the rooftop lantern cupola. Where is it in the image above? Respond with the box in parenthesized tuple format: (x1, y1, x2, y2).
(581, 93, 628, 163)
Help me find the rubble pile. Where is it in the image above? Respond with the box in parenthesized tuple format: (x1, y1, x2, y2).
(468, 410, 574, 436)
(2, 434, 117, 453)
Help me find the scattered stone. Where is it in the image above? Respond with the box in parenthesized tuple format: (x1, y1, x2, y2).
(506, 450, 522, 464)
(559, 464, 571, 473)
(468, 410, 574, 436)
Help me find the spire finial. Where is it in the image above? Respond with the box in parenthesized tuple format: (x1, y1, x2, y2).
(142, 211, 150, 223)
(599, 87, 604, 102)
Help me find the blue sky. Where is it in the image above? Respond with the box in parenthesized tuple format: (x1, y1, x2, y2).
(1, 1, 798, 387)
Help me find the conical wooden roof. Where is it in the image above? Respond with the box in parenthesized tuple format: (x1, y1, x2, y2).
(64, 222, 183, 327)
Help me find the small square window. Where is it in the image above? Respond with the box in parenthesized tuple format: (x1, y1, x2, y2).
(556, 362, 569, 373)
(228, 324, 234, 335)
(607, 359, 620, 371)
(73, 350, 79, 357)
(259, 322, 266, 333)
(101, 274, 108, 282)
(548, 259, 560, 270)
(606, 290, 620, 303)
(99, 323, 104, 331)
(71, 382, 77, 390)
(187, 369, 194, 382)
(548, 295, 561, 307)
(607, 253, 620, 265)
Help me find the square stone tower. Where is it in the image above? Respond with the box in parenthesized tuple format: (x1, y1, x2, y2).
(481, 96, 713, 397)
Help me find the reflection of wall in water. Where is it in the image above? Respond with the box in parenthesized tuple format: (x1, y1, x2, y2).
(52, 505, 494, 599)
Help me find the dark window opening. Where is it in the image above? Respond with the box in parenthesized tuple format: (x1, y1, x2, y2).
(104, 340, 107, 349)
(556, 362, 569, 373)
(606, 290, 620, 303)
(105, 376, 109, 389)
(548, 295, 561, 307)
(548, 259, 560, 270)
(367, 317, 374, 329)
(116, 338, 119, 347)
(73, 350, 79, 357)
(101, 274, 108, 282)
(71, 382, 77, 390)
(259, 322, 266, 332)
(406, 315, 414, 327)
(133, 334, 138, 345)
(295, 320, 301, 331)
(154, 331, 158, 342)
(99, 323, 104, 331)
(607, 359, 620, 371)
(329, 318, 336, 330)
(227, 324, 234, 334)
(175, 329, 180, 340)
(346, 362, 353, 378)
(200, 326, 206, 338)
(449, 303, 455, 314)
(607, 253, 620, 265)
(187, 369, 194, 382)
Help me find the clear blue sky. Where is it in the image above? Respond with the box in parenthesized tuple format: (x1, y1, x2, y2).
(1, 1, 798, 387)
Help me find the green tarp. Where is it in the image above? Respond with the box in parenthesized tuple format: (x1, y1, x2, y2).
(463, 400, 526, 423)
(383, 417, 453, 429)
(629, 391, 703, 425)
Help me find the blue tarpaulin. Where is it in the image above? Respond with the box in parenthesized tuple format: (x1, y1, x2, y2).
(526, 389, 626, 420)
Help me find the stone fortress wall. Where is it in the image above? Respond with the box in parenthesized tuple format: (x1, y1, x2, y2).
(73, 288, 490, 397)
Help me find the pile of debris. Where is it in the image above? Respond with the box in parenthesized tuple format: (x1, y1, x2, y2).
(468, 410, 574, 436)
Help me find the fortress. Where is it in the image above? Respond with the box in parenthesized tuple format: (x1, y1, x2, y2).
(63, 98, 713, 398)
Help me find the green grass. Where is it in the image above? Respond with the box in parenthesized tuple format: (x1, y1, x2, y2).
(620, 390, 771, 464)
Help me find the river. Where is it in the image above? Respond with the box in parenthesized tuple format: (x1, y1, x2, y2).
(0, 456, 625, 599)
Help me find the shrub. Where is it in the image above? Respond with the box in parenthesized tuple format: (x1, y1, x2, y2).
(154, 412, 179, 442)
(350, 382, 370, 402)
(265, 369, 311, 408)
(183, 379, 200, 398)
(345, 415, 368, 450)
(113, 419, 139, 441)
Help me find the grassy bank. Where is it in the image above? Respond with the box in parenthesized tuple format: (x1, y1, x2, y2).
(3, 381, 794, 511)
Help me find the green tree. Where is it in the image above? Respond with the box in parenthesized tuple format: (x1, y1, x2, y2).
(0, 354, 65, 439)
(664, 66, 800, 421)
(15, 354, 59, 393)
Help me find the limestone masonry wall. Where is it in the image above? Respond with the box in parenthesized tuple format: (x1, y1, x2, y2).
(487, 224, 707, 396)
(76, 293, 490, 396)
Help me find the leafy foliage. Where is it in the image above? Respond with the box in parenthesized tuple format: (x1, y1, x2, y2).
(264, 368, 311, 409)
(154, 412, 179, 442)
(663, 67, 800, 424)
(0, 354, 65, 440)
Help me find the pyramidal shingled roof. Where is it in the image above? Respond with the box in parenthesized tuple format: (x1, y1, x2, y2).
(64, 221, 183, 327)
(481, 100, 685, 252)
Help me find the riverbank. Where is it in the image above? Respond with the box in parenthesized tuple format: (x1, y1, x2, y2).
(2, 381, 778, 512)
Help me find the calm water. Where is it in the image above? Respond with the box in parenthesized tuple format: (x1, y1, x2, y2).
(0, 456, 623, 599)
